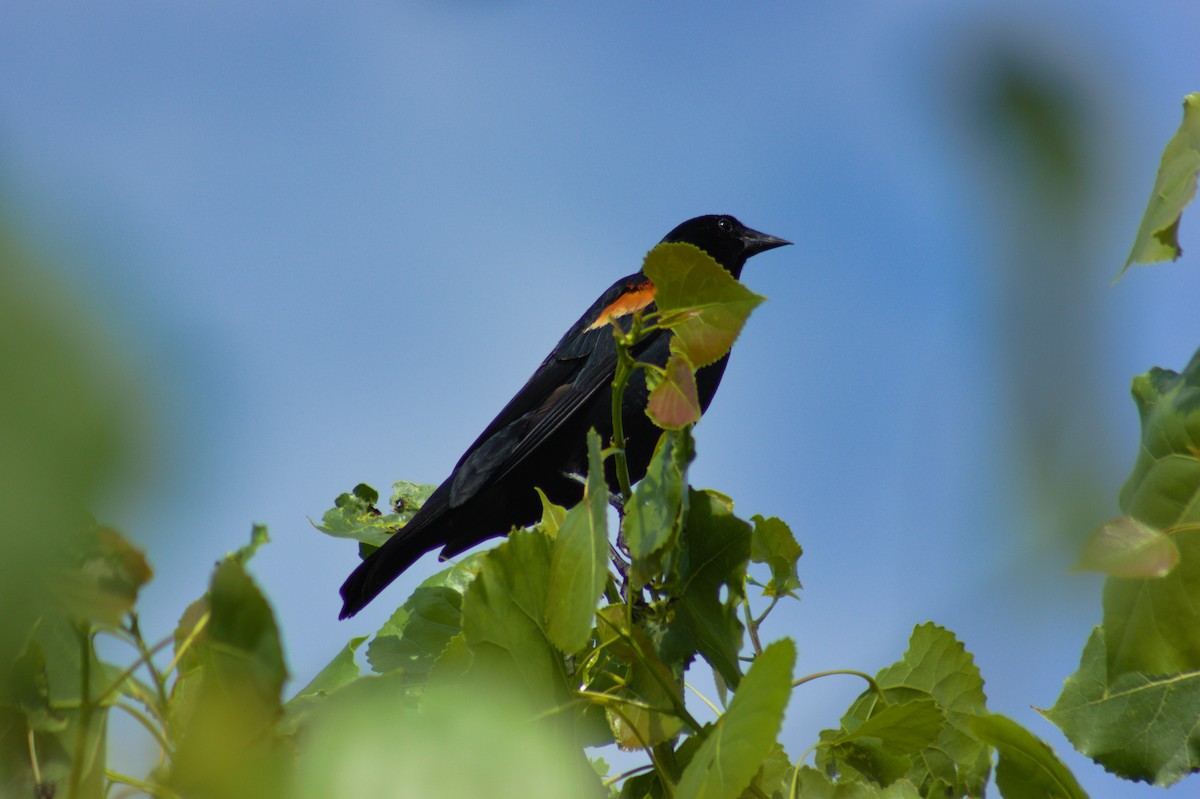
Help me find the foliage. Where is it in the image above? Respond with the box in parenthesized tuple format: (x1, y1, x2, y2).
(6, 96, 1200, 796)
(1120, 92, 1200, 277)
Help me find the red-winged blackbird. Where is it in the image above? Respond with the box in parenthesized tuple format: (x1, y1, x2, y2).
(339, 215, 789, 618)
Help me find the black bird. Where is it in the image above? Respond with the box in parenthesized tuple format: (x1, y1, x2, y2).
(339, 215, 789, 618)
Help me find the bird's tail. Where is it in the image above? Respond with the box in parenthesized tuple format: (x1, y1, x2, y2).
(338, 528, 433, 619)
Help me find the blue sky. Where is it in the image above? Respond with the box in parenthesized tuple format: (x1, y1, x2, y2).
(3, 1, 1200, 794)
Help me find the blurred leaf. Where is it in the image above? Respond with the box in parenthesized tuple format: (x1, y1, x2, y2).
(1076, 516, 1179, 578)
(0, 226, 138, 664)
(1121, 92, 1200, 276)
(969, 712, 1088, 799)
(547, 429, 610, 654)
(57, 524, 153, 627)
(820, 623, 991, 796)
(676, 639, 795, 799)
(295, 675, 604, 799)
(750, 515, 803, 598)
(791, 767, 923, 798)
(367, 554, 483, 677)
(646, 345, 701, 429)
(654, 489, 751, 688)
(1106, 349, 1200, 676)
(312, 481, 436, 548)
(644, 242, 765, 368)
(1043, 627, 1200, 786)
(625, 430, 688, 588)
(279, 635, 367, 735)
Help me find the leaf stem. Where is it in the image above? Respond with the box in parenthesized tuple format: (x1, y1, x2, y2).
(742, 596, 764, 657)
(683, 681, 721, 716)
(163, 611, 210, 682)
(68, 622, 93, 799)
(126, 613, 172, 713)
(792, 669, 885, 701)
(105, 769, 183, 799)
(26, 726, 43, 791)
(602, 763, 656, 788)
(93, 632, 178, 708)
(114, 700, 172, 754)
(606, 704, 676, 799)
(610, 327, 637, 503)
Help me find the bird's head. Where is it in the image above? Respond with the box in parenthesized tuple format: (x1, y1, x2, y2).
(660, 214, 790, 279)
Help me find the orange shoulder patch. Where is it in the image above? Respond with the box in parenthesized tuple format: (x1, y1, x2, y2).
(586, 281, 656, 331)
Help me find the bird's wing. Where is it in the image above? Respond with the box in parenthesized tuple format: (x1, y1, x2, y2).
(447, 274, 659, 507)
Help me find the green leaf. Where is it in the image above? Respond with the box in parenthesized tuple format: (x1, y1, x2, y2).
(654, 489, 751, 688)
(969, 712, 1088, 799)
(820, 623, 991, 796)
(3, 638, 65, 734)
(1106, 348, 1200, 676)
(547, 429, 610, 654)
(646, 344, 701, 429)
(1120, 92, 1200, 276)
(625, 430, 688, 587)
(1076, 516, 1179, 578)
(537, 487, 568, 537)
(169, 530, 289, 799)
(57, 523, 154, 627)
(367, 554, 483, 676)
(312, 481, 436, 548)
(643, 241, 766, 368)
(750, 515, 803, 598)
(829, 699, 946, 755)
(740, 743, 792, 799)
(1043, 626, 1200, 786)
(676, 639, 795, 799)
(461, 530, 573, 713)
(279, 635, 367, 735)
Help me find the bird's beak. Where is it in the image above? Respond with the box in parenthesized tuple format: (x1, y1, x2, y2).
(741, 227, 792, 256)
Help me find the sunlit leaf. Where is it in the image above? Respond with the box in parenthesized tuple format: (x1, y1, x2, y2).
(536, 487, 568, 538)
(547, 429, 610, 654)
(311, 481, 436, 548)
(1120, 92, 1200, 276)
(643, 242, 766, 368)
(750, 515, 803, 598)
(676, 639, 795, 799)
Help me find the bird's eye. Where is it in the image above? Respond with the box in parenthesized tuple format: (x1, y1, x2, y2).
(717, 218, 733, 233)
